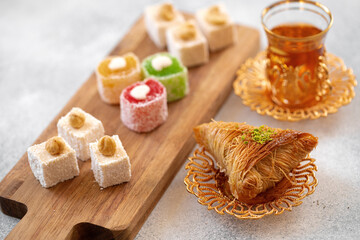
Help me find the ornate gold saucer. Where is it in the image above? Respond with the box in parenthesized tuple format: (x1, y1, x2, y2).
(233, 51, 357, 121)
(184, 148, 318, 219)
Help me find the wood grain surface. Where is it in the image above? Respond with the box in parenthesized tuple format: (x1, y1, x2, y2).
(0, 15, 259, 240)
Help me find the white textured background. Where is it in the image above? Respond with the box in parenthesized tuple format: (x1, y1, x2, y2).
(1, 0, 359, 239)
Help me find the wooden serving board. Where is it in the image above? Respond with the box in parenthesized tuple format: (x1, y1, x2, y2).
(0, 15, 259, 240)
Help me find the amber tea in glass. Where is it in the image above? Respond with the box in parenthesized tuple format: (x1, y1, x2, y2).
(262, 0, 333, 108)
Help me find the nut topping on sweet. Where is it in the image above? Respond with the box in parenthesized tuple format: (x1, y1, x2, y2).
(176, 22, 197, 41)
(46, 136, 65, 155)
(159, 3, 175, 21)
(205, 6, 227, 25)
(98, 136, 116, 156)
(69, 109, 85, 129)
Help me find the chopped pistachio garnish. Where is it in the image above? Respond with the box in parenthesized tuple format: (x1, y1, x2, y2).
(251, 125, 276, 144)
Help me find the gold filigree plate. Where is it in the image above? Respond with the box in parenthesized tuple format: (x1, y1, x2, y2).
(184, 148, 318, 219)
(233, 51, 357, 121)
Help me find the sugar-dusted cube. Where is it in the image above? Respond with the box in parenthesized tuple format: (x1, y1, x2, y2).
(27, 136, 79, 188)
(120, 78, 168, 133)
(57, 107, 104, 161)
(145, 2, 185, 49)
(95, 52, 142, 104)
(166, 20, 209, 67)
(90, 135, 131, 188)
(196, 4, 236, 52)
(141, 52, 189, 102)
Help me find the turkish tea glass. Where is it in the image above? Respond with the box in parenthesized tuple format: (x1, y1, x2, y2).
(262, 0, 333, 108)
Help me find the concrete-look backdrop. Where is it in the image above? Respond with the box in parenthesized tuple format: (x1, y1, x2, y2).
(1, 0, 359, 239)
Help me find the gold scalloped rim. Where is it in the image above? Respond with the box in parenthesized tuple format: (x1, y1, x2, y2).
(184, 148, 318, 219)
(233, 52, 357, 121)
